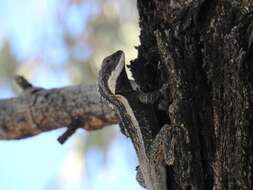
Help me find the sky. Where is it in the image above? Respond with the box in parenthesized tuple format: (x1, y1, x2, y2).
(0, 0, 144, 189)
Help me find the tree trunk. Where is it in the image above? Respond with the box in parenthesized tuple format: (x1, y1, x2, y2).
(130, 0, 253, 189)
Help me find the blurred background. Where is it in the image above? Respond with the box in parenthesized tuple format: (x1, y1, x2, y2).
(0, 0, 144, 189)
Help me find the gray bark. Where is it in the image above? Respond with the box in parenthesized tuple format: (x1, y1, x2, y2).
(0, 84, 118, 139)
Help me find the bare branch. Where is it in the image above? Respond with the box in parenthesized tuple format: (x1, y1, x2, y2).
(0, 81, 118, 140)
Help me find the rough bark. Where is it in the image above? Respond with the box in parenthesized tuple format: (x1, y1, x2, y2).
(128, 0, 253, 189)
(0, 84, 118, 139)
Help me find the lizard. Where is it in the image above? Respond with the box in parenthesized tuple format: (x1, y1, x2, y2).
(98, 50, 178, 190)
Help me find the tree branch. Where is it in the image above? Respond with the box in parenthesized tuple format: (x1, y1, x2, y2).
(0, 82, 118, 140)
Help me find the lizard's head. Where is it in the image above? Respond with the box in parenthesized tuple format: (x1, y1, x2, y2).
(104, 50, 125, 94)
(99, 50, 132, 96)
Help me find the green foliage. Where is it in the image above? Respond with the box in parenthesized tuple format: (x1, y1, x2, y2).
(0, 40, 17, 85)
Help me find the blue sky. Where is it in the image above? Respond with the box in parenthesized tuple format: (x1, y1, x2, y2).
(0, 0, 143, 189)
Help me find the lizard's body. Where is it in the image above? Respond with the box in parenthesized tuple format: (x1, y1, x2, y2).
(98, 50, 170, 190)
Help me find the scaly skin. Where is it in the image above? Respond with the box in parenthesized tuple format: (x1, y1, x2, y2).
(98, 50, 168, 190)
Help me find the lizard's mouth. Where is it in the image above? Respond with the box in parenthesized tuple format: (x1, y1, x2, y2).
(99, 50, 135, 98)
(111, 53, 134, 96)
(107, 50, 125, 95)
